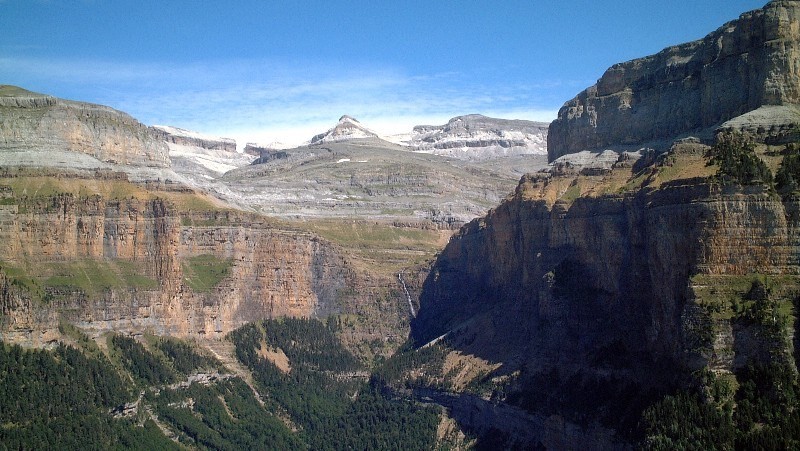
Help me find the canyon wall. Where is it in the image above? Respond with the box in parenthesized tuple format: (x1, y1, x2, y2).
(548, 0, 800, 161)
(0, 86, 415, 359)
(0, 193, 356, 346)
(413, 174, 800, 408)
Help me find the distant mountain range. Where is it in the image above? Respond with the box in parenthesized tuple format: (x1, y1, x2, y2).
(146, 113, 550, 225)
(403, 114, 548, 160)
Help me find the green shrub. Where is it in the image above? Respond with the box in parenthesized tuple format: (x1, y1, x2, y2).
(776, 142, 800, 194)
(707, 132, 773, 186)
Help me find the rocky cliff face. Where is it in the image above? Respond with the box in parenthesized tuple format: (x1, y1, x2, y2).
(0, 86, 440, 361)
(0, 85, 170, 168)
(548, 0, 800, 161)
(243, 143, 286, 159)
(0, 182, 365, 347)
(408, 114, 548, 160)
(412, 156, 800, 437)
(154, 125, 255, 188)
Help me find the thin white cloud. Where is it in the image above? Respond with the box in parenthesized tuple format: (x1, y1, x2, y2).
(0, 56, 564, 147)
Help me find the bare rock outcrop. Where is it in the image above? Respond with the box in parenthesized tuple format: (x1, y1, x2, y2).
(0, 191, 356, 344)
(0, 85, 170, 167)
(243, 143, 284, 159)
(408, 114, 548, 160)
(310, 115, 379, 144)
(154, 125, 254, 186)
(548, 0, 800, 161)
(412, 170, 800, 440)
(151, 125, 237, 153)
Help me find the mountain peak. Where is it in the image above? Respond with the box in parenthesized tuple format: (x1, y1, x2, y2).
(311, 115, 378, 144)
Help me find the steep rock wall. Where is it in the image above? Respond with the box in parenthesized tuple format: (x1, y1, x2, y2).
(0, 86, 169, 167)
(408, 114, 548, 160)
(548, 0, 800, 160)
(413, 177, 800, 389)
(0, 195, 356, 345)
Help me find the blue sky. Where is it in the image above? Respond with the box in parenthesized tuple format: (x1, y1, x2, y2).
(0, 0, 768, 147)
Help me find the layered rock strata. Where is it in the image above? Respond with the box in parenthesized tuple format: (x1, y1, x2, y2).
(412, 170, 800, 439)
(548, 0, 800, 161)
(311, 115, 379, 144)
(0, 85, 170, 167)
(409, 114, 548, 160)
(152, 125, 237, 153)
(0, 192, 358, 346)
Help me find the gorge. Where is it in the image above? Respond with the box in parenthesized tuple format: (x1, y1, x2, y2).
(3, 0, 800, 449)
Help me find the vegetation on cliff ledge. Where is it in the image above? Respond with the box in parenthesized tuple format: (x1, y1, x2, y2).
(707, 132, 773, 187)
(182, 254, 234, 293)
(642, 274, 800, 449)
(776, 142, 800, 195)
(643, 363, 800, 449)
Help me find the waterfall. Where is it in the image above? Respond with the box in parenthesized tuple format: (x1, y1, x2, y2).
(398, 272, 416, 317)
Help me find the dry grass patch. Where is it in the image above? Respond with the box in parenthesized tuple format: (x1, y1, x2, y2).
(257, 339, 291, 374)
(301, 218, 451, 275)
(442, 350, 501, 392)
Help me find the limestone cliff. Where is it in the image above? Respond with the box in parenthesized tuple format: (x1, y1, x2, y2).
(0, 178, 390, 349)
(0, 86, 424, 361)
(0, 85, 170, 167)
(407, 114, 548, 160)
(412, 146, 800, 439)
(548, 0, 800, 161)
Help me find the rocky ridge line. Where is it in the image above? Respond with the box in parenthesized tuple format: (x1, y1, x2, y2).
(407, 114, 548, 160)
(152, 125, 237, 153)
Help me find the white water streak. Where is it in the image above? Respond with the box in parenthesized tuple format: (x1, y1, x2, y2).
(398, 272, 416, 317)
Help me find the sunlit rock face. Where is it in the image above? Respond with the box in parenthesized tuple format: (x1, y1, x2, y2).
(548, 0, 800, 161)
(406, 114, 548, 160)
(0, 195, 354, 346)
(0, 85, 170, 168)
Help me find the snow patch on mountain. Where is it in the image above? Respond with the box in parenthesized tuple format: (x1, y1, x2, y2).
(310, 115, 379, 144)
(155, 126, 256, 184)
(167, 143, 246, 174)
(404, 114, 549, 160)
(153, 125, 236, 147)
